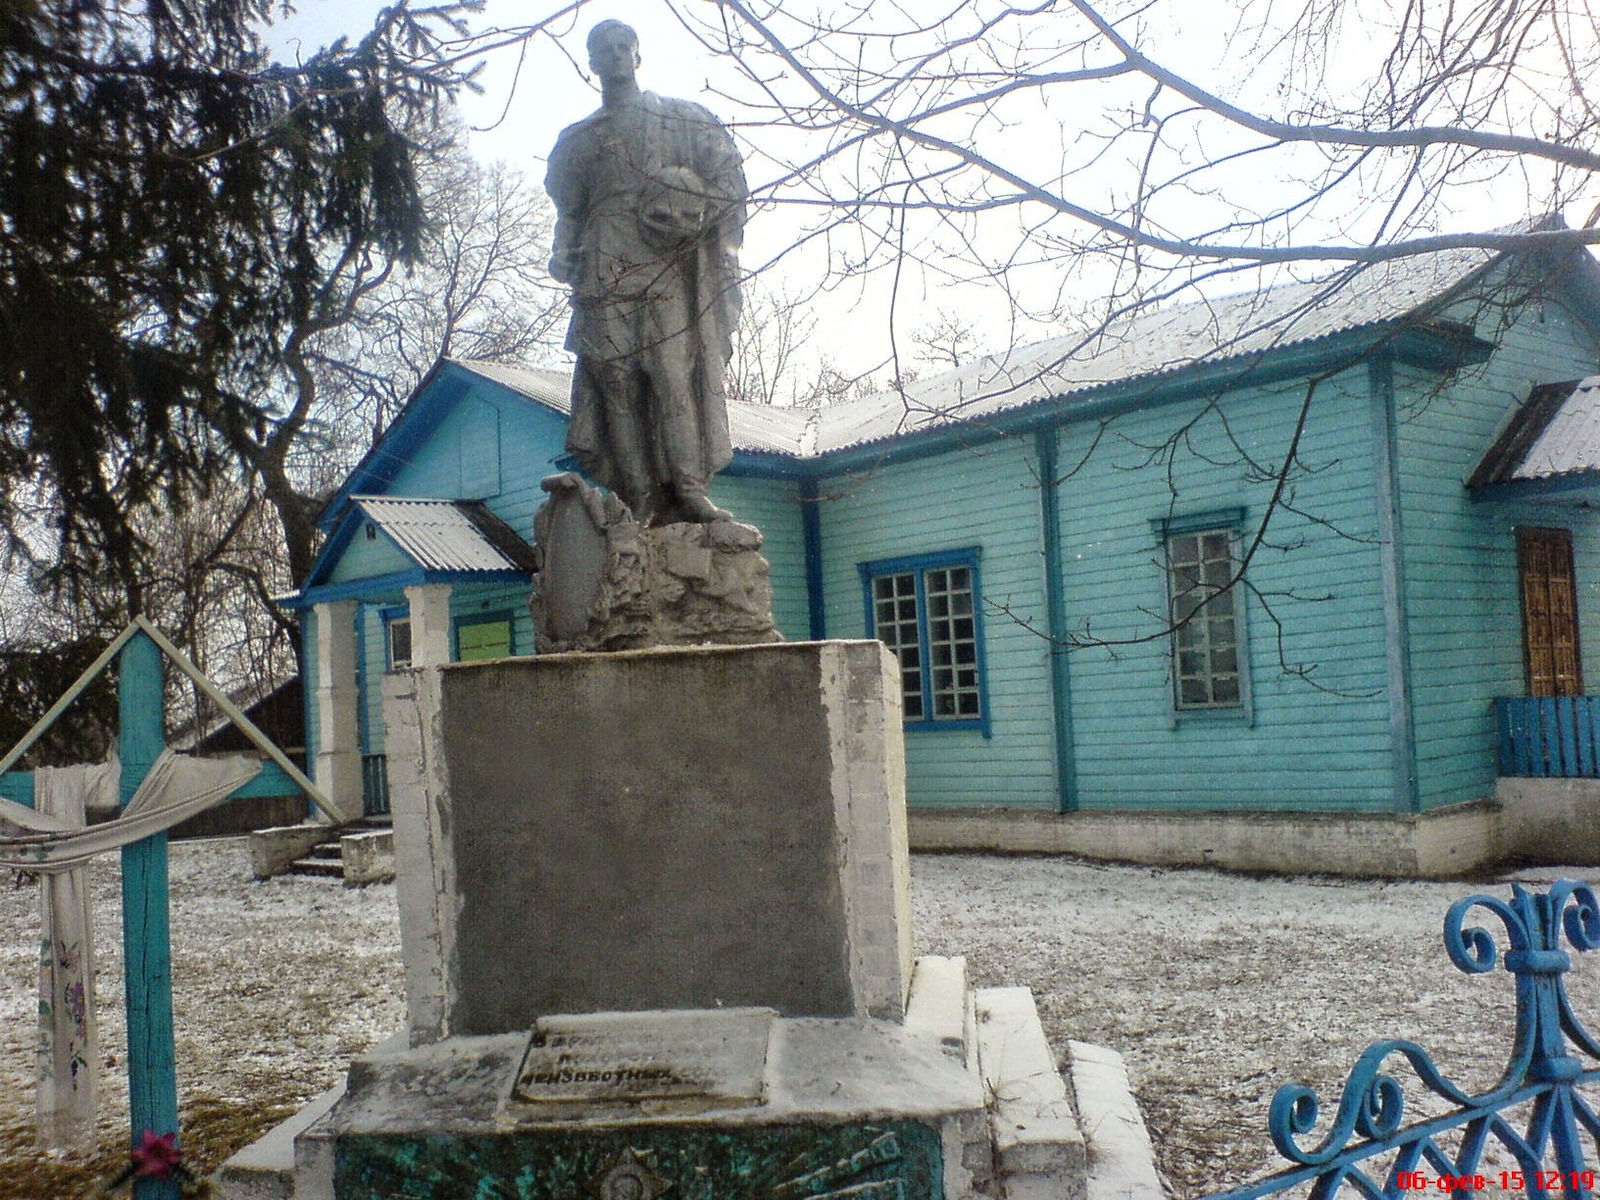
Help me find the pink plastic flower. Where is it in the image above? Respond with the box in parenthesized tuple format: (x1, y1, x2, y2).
(130, 1130, 182, 1179)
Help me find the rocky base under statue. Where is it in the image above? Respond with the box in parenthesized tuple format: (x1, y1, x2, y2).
(530, 472, 780, 653)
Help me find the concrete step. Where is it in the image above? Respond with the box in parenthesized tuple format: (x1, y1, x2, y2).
(339, 827, 395, 885)
(974, 986, 1088, 1200)
(272, 826, 394, 885)
(286, 857, 346, 880)
(1067, 1040, 1165, 1199)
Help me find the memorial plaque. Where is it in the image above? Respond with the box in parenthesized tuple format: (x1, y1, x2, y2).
(512, 1008, 774, 1108)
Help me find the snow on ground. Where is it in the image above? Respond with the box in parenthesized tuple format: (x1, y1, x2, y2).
(0, 837, 405, 1182)
(4, 840, 1600, 1197)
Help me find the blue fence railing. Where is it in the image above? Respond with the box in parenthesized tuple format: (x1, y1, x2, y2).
(1497, 697, 1600, 778)
(1202, 881, 1600, 1200)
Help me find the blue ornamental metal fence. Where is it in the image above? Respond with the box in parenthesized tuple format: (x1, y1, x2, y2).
(1203, 881, 1600, 1200)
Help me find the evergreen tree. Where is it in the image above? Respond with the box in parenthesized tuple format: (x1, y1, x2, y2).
(0, 0, 476, 609)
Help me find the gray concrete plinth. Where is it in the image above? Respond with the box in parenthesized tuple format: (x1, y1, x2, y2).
(384, 640, 914, 1042)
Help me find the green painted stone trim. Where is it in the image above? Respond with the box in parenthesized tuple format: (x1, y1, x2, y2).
(334, 1119, 945, 1200)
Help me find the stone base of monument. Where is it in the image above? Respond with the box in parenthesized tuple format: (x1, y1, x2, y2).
(531, 472, 781, 653)
(216, 641, 1087, 1198)
(256, 958, 1085, 1200)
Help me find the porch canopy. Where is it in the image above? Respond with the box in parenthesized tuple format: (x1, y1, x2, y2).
(1470, 375, 1600, 500)
(282, 495, 539, 611)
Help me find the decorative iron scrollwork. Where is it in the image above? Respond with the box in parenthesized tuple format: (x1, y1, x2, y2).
(1206, 882, 1600, 1200)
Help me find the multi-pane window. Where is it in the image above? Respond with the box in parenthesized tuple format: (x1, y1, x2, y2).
(1167, 529, 1243, 708)
(864, 551, 986, 729)
(873, 572, 925, 717)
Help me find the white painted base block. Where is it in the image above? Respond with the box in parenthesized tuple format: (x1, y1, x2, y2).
(214, 1079, 344, 1200)
(1067, 1040, 1166, 1200)
(975, 987, 1087, 1200)
(338, 829, 394, 886)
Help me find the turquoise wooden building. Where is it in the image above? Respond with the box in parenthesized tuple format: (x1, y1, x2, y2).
(284, 226, 1600, 876)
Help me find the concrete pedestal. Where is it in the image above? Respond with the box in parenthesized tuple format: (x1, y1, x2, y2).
(234, 959, 1089, 1200)
(383, 640, 914, 1042)
(218, 641, 1089, 1199)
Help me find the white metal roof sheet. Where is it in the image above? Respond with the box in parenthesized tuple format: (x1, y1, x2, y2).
(809, 246, 1498, 453)
(352, 496, 530, 573)
(447, 360, 573, 410)
(1511, 376, 1600, 480)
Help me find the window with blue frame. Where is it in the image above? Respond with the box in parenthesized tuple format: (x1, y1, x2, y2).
(861, 549, 988, 732)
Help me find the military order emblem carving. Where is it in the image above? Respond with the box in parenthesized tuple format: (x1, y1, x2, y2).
(586, 1148, 672, 1200)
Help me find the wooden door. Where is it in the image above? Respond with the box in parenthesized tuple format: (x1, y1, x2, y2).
(1519, 526, 1583, 697)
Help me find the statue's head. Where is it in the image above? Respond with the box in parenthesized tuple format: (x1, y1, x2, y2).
(587, 20, 640, 83)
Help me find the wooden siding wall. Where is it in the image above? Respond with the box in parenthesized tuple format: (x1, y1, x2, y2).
(328, 525, 410, 583)
(711, 474, 810, 640)
(1396, 292, 1600, 811)
(450, 581, 535, 660)
(386, 376, 570, 536)
(808, 368, 1407, 813)
(814, 437, 1060, 809)
(357, 600, 388, 756)
(355, 580, 536, 758)
(1051, 368, 1395, 812)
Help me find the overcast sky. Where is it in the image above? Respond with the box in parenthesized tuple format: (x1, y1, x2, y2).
(265, 3, 1599, 392)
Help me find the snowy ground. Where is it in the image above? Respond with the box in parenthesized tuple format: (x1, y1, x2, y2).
(3, 840, 1599, 1198)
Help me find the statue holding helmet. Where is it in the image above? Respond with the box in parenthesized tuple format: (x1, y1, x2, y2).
(545, 19, 748, 527)
(536, 23, 774, 651)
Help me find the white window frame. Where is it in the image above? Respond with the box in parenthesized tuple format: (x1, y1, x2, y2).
(385, 614, 413, 671)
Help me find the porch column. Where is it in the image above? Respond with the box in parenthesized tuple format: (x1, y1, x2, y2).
(405, 584, 454, 668)
(312, 599, 363, 823)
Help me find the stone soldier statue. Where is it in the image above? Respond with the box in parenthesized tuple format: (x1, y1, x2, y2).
(546, 19, 748, 526)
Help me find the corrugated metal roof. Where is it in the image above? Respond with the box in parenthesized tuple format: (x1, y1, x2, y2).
(451, 358, 816, 456)
(811, 245, 1500, 453)
(448, 360, 574, 410)
(1472, 377, 1600, 486)
(353, 496, 537, 573)
(453, 232, 1549, 459)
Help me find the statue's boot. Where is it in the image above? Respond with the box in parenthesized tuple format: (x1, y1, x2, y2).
(674, 486, 732, 524)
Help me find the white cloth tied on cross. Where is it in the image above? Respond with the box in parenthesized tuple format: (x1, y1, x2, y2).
(0, 750, 262, 1149)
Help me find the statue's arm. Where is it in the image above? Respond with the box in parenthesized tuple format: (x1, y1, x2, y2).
(700, 116, 748, 252)
(544, 130, 587, 285)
